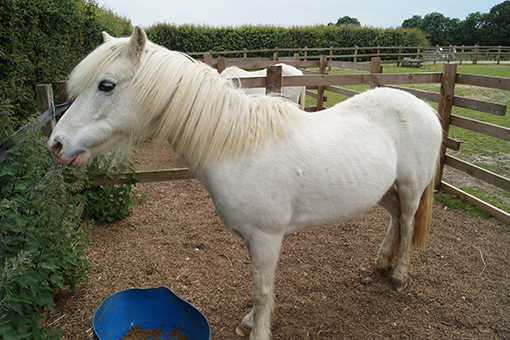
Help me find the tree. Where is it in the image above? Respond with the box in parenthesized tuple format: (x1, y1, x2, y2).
(401, 1, 510, 46)
(402, 15, 423, 29)
(456, 11, 486, 45)
(333, 16, 361, 27)
(420, 12, 459, 45)
(484, 0, 510, 45)
(401, 12, 461, 45)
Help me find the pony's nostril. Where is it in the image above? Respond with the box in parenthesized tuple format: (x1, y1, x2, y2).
(50, 140, 63, 156)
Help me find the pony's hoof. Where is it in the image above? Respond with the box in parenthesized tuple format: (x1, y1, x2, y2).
(375, 266, 391, 277)
(392, 279, 408, 292)
(236, 325, 251, 337)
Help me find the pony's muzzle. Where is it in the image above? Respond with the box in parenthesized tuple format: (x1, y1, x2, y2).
(50, 140, 63, 157)
(49, 139, 88, 167)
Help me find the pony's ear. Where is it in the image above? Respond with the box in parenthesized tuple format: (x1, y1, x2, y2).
(127, 26, 147, 62)
(102, 31, 114, 42)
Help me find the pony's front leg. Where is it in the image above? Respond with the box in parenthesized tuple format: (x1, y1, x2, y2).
(237, 233, 283, 340)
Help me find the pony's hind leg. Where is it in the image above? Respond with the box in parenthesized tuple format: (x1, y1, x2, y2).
(390, 181, 425, 291)
(237, 232, 284, 340)
(375, 186, 401, 277)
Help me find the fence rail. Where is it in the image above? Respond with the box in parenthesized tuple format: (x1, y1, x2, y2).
(190, 45, 510, 66)
(11, 55, 510, 226)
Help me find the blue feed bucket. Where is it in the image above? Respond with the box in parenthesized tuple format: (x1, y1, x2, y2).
(93, 286, 210, 340)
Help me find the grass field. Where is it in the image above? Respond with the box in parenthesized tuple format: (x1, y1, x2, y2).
(306, 61, 510, 217)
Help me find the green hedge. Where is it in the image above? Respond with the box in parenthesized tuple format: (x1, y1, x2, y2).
(146, 24, 429, 57)
(0, 0, 132, 121)
(1, 0, 429, 122)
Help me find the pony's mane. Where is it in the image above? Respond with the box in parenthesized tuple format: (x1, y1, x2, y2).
(68, 38, 302, 171)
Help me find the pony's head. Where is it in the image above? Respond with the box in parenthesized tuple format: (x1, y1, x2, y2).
(49, 27, 151, 166)
(48, 26, 190, 166)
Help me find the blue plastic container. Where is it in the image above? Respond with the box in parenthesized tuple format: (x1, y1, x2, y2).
(93, 287, 210, 340)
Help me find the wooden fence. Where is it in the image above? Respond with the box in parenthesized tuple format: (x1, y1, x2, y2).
(189, 45, 510, 66)
(38, 56, 510, 226)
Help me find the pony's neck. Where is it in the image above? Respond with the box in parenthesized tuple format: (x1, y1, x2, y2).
(138, 52, 300, 171)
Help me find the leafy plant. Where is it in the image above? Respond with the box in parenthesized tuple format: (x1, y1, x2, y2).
(0, 108, 90, 339)
(84, 151, 143, 223)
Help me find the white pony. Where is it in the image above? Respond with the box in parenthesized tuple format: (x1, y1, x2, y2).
(49, 27, 442, 340)
(220, 64, 306, 109)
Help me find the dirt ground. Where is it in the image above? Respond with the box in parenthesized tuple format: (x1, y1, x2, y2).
(48, 142, 510, 339)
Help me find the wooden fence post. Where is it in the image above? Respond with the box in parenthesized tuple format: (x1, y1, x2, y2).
(354, 46, 358, 63)
(370, 57, 382, 89)
(265, 65, 282, 95)
(497, 45, 501, 65)
(58, 81, 69, 103)
(397, 46, 402, 66)
(273, 47, 278, 61)
(435, 63, 458, 190)
(473, 45, 479, 65)
(203, 52, 213, 66)
(328, 46, 333, 71)
(36, 84, 54, 137)
(217, 56, 226, 73)
(315, 55, 327, 111)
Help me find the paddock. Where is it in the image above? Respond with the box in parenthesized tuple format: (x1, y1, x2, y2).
(46, 141, 510, 339)
(34, 37, 509, 338)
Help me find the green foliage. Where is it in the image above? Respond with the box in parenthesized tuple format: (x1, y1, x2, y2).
(0, 106, 90, 339)
(484, 0, 510, 46)
(146, 23, 429, 55)
(330, 16, 361, 27)
(84, 152, 143, 224)
(0, 0, 132, 121)
(401, 1, 510, 45)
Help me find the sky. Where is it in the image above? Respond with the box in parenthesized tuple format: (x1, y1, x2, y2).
(99, 0, 503, 29)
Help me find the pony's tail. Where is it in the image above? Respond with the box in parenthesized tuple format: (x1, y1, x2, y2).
(411, 178, 434, 248)
(411, 157, 440, 248)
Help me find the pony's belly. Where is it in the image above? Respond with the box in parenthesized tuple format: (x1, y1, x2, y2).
(287, 172, 393, 232)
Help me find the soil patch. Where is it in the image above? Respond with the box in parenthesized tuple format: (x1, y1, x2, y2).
(48, 142, 510, 339)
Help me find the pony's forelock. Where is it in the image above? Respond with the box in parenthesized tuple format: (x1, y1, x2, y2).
(67, 38, 132, 98)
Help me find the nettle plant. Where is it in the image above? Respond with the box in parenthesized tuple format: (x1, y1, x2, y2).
(0, 102, 142, 339)
(84, 150, 143, 224)
(0, 107, 89, 339)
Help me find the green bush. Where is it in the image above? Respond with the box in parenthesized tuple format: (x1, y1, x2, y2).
(0, 0, 133, 121)
(146, 23, 429, 55)
(0, 104, 90, 340)
(84, 152, 143, 224)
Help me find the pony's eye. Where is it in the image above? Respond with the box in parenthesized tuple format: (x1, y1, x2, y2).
(98, 80, 116, 93)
